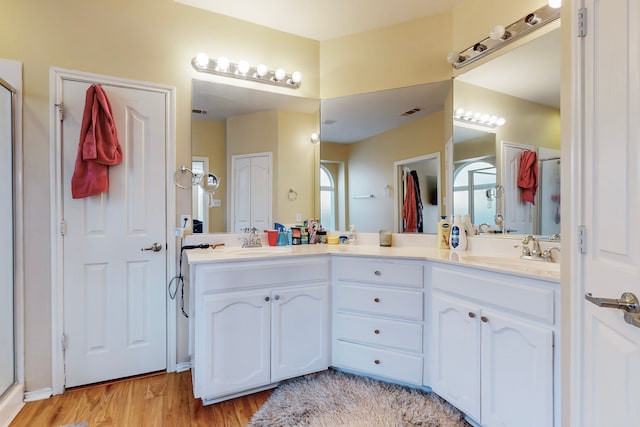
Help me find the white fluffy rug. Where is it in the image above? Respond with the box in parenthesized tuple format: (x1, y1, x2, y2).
(248, 370, 470, 427)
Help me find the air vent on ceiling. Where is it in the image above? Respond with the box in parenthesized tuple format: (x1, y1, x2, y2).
(192, 109, 208, 115)
(401, 108, 422, 116)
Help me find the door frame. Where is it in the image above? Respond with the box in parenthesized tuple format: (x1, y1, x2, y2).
(49, 68, 176, 394)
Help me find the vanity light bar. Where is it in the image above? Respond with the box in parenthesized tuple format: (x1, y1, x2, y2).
(454, 108, 506, 128)
(191, 53, 302, 89)
(447, 4, 560, 70)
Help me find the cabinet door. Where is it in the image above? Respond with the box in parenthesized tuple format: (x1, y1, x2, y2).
(480, 309, 553, 427)
(430, 292, 481, 422)
(199, 290, 270, 398)
(271, 285, 330, 382)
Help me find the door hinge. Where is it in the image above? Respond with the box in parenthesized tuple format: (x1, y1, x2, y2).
(577, 225, 587, 254)
(60, 333, 67, 351)
(55, 102, 64, 121)
(577, 7, 587, 38)
(60, 220, 67, 236)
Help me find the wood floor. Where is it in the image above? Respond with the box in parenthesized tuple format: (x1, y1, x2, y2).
(9, 371, 272, 427)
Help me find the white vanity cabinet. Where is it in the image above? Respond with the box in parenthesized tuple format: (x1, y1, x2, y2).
(331, 257, 426, 386)
(429, 263, 558, 427)
(190, 256, 330, 404)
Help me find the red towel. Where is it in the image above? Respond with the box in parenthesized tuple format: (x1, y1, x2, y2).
(71, 85, 123, 199)
(517, 150, 538, 204)
(403, 174, 417, 232)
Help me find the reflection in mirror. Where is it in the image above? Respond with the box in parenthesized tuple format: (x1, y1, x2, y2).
(452, 25, 561, 237)
(320, 81, 451, 233)
(191, 79, 319, 233)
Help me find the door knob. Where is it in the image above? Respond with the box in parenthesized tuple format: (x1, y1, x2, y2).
(585, 292, 640, 328)
(141, 242, 162, 252)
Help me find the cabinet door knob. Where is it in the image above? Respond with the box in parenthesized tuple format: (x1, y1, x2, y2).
(274, 295, 280, 301)
(481, 316, 489, 323)
(468, 312, 476, 318)
(374, 297, 380, 303)
(374, 359, 381, 365)
(374, 270, 381, 276)
(264, 296, 270, 302)
(374, 329, 380, 334)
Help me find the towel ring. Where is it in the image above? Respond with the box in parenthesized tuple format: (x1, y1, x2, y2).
(287, 188, 298, 201)
(174, 166, 203, 189)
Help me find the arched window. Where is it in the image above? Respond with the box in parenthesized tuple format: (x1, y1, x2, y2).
(320, 165, 336, 231)
(453, 160, 496, 225)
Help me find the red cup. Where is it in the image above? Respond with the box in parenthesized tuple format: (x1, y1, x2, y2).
(267, 230, 279, 246)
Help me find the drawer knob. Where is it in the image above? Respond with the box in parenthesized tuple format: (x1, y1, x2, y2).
(374, 297, 380, 303)
(264, 296, 270, 302)
(374, 359, 381, 365)
(374, 270, 381, 276)
(468, 312, 476, 318)
(481, 316, 489, 323)
(274, 295, 280, 301)
(374, 329, 380, 334)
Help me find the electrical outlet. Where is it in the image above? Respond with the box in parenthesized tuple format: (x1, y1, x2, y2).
(179, 214, 192, 230)
(210, 199, 222, 207)
(296, 213, 302, 222)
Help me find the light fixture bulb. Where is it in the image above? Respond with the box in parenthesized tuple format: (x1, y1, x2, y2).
(480, 114, 491, 123)
(237, 60, 250, 75)
(256, 63, 268, 77)
(447, 51, 460, 64)
(310, 132, 320, 144)
(216, 56, 230, 72)
(195, 52, 209, 68)
(488, 115, 498, 125)
(464, 110, 474, 119)
(489, 25, 506, 40)
(454, 108, 465, 118)
(548, 0, 561, 8)
(496, 117, 506, 126)
(274, 68, 286, 81)
(291, 71, 302, 84)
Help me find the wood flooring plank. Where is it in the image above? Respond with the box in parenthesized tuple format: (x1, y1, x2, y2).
(9, 371, 271, 427)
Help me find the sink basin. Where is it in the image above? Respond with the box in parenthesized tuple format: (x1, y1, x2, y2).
(222, 246, 293, 257)
(460, 255, 560, 276)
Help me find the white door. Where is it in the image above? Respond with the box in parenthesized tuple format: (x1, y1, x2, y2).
(578, 0, 640, 426)
(231, 153, 271, 232)
(61, 79, 167, 387)
(501, 142, 535, 234)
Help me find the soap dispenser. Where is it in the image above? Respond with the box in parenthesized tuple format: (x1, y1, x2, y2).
(450, 215, 467, 251)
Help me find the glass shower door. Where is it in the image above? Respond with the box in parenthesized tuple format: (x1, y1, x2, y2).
(0, 78, 15, 398)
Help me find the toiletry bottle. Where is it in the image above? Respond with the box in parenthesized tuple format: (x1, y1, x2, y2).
(450, 215, 467, 251)
(437, 216, 450, 249)
(348, 225, 357, 244)
(462, 214, 475, 237)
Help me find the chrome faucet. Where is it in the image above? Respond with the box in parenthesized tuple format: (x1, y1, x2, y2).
(522, 234, 542, 258)
(240, 227, 262, 248)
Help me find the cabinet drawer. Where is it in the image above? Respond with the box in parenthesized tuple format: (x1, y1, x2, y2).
(333, 340, 423, 385)
(333, 258, 424, 288)
(195, 256, 329, 292)
(334, 313, 423, 353)
(431, 264, 555, 324)
(335, 284, 423, 321)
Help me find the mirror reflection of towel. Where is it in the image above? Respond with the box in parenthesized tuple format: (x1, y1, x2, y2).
(517, 150, 538, 204)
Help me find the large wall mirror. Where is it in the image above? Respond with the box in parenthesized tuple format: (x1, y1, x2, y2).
(320, 81, 451, 233)
(451, 24, 561, 237)
(191, 79, 319, 233)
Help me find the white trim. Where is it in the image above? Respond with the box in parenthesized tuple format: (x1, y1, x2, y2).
(229, 151, 273, 233)
(49, 68, 177, 394)
(393, 152, 441, 233)
(192, 156, 210, 232)
(175, 361, 192, 373)
(0, 384, 24, 427)
(23, 387, 53, 403)
(568, 1, 586, 426)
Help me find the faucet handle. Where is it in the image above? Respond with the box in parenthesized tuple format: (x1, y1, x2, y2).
(542, 246, 561, 261)
(513, 244, 531, 257)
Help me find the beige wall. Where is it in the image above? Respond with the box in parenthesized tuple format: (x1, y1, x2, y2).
(191, 119, 226, 232)
(2, 0, 558, 393)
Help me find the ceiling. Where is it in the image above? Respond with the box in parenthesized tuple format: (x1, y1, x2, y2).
(176, 0, 465, 41)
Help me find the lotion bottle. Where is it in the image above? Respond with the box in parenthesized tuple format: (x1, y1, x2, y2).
(450, 215, 468, 251)
(437, 216, 450, 249)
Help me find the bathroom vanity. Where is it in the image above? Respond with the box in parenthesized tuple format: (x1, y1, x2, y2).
(187, 240, 560, 426)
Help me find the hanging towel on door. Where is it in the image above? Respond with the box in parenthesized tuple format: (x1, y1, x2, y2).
(71, 84, 122, 199)
(403, 173, 417, 232)
(517, 150, 538, 204)
(410, 170, 424, 232)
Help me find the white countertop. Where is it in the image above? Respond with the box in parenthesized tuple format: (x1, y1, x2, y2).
(185, 241, 560, 283)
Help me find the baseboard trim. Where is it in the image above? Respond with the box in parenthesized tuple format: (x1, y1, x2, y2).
(0, 384, 25, 427)
(23, 387, 53, 402)
(175, 361, 191, 373)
